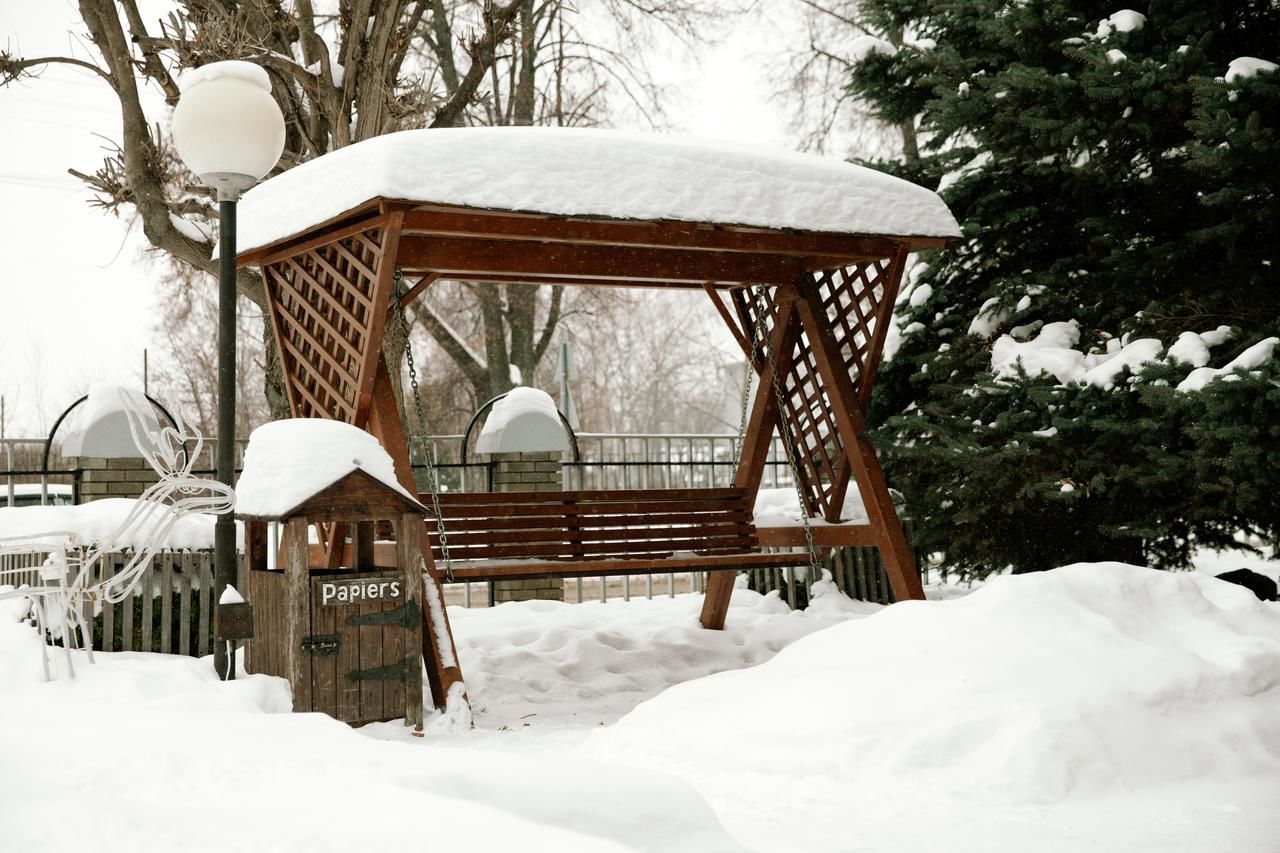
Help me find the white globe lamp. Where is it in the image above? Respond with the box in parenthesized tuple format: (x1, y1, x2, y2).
(172, 60, 285, 199)
(171, 60, 284, 681)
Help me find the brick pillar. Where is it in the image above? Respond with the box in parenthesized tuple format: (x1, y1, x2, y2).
(72, 456, 159, 503)
(489, 450, 564, 603)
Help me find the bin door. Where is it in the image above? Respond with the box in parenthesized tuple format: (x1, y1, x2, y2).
(308, 573, 423, 724)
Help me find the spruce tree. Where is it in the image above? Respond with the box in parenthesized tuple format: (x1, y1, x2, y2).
(845, 0, 1280, 577)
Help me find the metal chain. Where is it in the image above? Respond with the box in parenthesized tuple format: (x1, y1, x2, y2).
(749, 286, 822, 580)
(394, 270, 456, 582)
(733, 290, 771, 469)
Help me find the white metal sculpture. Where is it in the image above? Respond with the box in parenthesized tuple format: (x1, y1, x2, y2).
(0, 390, 233, 680)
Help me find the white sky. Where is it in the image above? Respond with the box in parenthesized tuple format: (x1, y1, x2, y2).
(0, 0, 801, 437)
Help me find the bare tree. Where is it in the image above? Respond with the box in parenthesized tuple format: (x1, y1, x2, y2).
(768, 0, 916, 160)
(1, 0, 527, 421)
(2, 0, 726, 432)
(147, 263, 272, 440)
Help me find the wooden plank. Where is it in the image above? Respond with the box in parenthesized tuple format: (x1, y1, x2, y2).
(352, 210, 403, 426)
(755, 523, 879, 548)
(430, 535, 757, 561)
(399, 208, 907, 259)
(436, 510, 752, 533)
(447, 550, 813, 581)
(397, 514, 426, 728)
(179, 552, 192, 656)
(141, 561, 153, 653)
(435, 486, 747, 505)
(285, 518, 312, 713)
(101, 556, 115, 653)
(358, 596, 381, 722)
(429, 497, 751, 520)
(247, 207, 384, 267)
(310, 575, 340, 721)
(121, 556, 134, 652)
(198, 553, 212, 656)
(436, 521, 754, 547)
(157, 554, 171, 654)
(856, 245, 910, 411)
(396, 236, 805, 285)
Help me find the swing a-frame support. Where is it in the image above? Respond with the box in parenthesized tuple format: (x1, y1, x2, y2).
(240, 199, 947, 707)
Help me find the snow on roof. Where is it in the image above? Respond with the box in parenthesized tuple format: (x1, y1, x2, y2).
(234, 419, 418, 519)
(476, 388, 569, 455)
(234, 127, 961, 255)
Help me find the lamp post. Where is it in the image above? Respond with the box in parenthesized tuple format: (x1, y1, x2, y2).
(172, 61, 284, 680)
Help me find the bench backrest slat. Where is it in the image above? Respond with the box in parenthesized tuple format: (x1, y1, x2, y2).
(424, 488, 760, 563)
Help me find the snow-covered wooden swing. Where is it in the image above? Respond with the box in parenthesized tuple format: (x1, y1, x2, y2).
(233, 127, 960, 706)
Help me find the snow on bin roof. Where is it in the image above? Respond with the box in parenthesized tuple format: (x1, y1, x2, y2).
(234, 127, 961, 255)
(234, 419, 421, 520)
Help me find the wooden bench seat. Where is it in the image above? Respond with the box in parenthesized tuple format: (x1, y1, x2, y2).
(423, 487, 817, 581)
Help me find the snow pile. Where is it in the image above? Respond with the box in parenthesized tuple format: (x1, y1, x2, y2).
(476, 387, 569, 455)
(234, 419, 416, 518)
(234, 127, 961, 254)
(589, 563, 1280, 802)
(449, 583, 876, 732)
(753, 486, 869, 525)
(1168, 325, 1233, 366)
(1177, 337, 1279, 391)
(0, 620, 741, 853)
(989, 321, 1274, 391)
(1226, 56, 1278, 83)
(0, 498, 219, 550)
(850, 35, 897, 61)
(1094, 10, 1145, 38)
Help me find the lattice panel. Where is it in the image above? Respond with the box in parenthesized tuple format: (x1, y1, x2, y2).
(730, 256, 900, 520)
(263, 224, 391, 424)
(812, 259, 895, 410)
(734, 287, 844, 520)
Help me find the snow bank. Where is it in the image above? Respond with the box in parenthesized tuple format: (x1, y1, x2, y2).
(0, 498, 219, 550)
(447, 582, 877, 731)
(0, 622, 729, 853)
(234, 127, 961, 255)
(235, 419, 416, 518)
(589, 563, 1280, 802)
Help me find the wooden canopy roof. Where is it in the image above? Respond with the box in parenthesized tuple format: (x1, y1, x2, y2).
(239, 199, 949, 293)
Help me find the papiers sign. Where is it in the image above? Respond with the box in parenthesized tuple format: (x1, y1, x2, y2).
(319, 576, 403, 607)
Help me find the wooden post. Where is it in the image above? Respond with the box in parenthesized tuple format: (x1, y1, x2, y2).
(368, 355, 465, 709)
(700, 290, 802, 631)
(284, 517, 313, 712)
(792, 281, 925, 602)
(396, 514, 426, 728)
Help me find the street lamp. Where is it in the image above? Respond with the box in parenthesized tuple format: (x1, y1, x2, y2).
(172, 60, 284, 680)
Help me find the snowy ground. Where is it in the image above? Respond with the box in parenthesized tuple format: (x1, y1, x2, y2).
(2, 554, 1278, 852)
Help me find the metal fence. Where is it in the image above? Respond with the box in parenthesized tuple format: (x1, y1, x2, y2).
(3, 431, 918, 657)
(1, 437, 250, 506)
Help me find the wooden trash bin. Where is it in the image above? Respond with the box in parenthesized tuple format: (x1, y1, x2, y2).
(238, 467, 427, 729)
